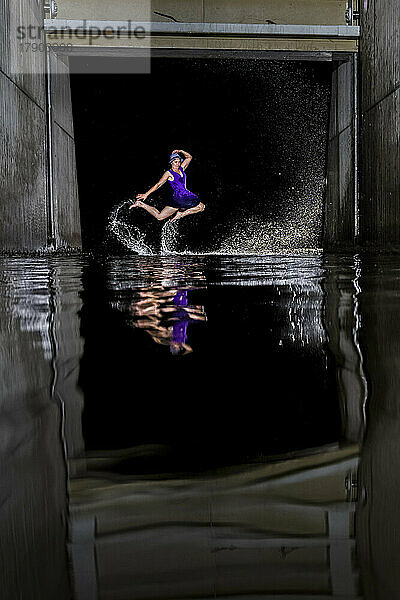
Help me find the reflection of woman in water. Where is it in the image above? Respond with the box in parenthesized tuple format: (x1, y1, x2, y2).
(170, 290, 191, 354)
(129, 149, 205, 223)
(132, 286, 206, 355)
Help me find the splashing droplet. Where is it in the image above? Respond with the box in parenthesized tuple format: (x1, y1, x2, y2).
(108, 200, 154, 254)
(161, 220, 179, 254)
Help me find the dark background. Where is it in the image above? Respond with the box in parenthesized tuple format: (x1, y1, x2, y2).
(70, 57, 332, 252)
(71, 57, 339, 474)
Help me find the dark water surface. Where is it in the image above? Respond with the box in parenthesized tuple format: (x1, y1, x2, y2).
(1, 253, 400, 599)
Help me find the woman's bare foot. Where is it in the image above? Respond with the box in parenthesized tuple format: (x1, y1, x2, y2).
(129, 200, 144, 210)
(170, 211, 183, 223)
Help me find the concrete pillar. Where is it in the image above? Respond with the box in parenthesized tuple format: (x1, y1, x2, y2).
(359, 0, 400, 247)
(0, 0, 48, 251)
(48, 50, 82, 249)
(0, 0, 81, 251)
(324, 56, 357, 249)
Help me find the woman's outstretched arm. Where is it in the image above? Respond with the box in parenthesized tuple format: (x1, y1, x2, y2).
(135, 171, 170, 200)
(172, 149, 192, 170)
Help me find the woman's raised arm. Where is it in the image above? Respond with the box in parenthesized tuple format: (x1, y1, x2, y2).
(135, 171, 170, 201)
(172, 149, 192, 171)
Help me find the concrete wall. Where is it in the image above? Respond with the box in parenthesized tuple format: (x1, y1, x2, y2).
(0, 0, 49, 251)
(49, 50, 82, 249)
(0, 0, 81, 251)
(359, 0, 400, 247)
(49, 0, 357, 53)
(324, 56, 357, 249)
(58, 0, 349, 25)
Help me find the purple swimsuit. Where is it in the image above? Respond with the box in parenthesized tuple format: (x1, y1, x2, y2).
(171, 290, 189, 345)
(167, 168, 199, 210)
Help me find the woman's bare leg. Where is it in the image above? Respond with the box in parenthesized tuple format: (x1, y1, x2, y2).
(170, 203, 205, 223)
(130, 200, 177, 221)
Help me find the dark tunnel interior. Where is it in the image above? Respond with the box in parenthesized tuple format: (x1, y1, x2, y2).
(70, 57, 332, 253)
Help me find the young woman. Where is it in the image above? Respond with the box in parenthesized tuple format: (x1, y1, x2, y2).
(129, 149, 205, 222)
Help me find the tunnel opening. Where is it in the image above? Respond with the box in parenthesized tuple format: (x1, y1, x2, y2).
(66, 55, 348, 472)
(69, 56, 333, 254)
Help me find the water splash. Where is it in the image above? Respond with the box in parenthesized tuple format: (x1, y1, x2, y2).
(217, 213, 320, 255)
(108, 200, 154, 255)
(108, 195, 322, 256)
(161, 220, 180, 254)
